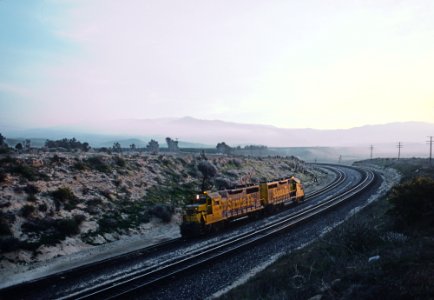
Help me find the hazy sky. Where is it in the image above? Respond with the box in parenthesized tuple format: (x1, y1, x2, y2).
(1, 0, 433, 130)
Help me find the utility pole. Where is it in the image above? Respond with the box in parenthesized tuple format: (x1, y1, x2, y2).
(397, 142, 403, 160)
(338, 155, 342, 164)
(427, 136, 433, 166)
(370, 145, 374, 160)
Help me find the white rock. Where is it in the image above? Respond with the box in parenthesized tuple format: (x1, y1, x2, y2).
(368, 255, 380, 263)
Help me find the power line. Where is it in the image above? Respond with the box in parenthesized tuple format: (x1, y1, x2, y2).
(396, 142, 403, 160)
(427, 136, 433, 166)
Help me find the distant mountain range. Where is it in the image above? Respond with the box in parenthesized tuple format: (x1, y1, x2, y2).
(2, 117, 434, 154)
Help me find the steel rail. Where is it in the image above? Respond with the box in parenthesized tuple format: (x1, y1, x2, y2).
(71, 166, 374, 299)
(0, 165, 349, 300)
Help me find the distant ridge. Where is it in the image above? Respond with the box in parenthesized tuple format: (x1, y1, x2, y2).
(3, 118, 434, 149)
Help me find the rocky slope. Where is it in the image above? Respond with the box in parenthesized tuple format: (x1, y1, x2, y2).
(0, 151, 326, 274)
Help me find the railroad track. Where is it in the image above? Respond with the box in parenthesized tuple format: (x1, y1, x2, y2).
(0, 165, 374, 300)
(66, 166, 375, 299)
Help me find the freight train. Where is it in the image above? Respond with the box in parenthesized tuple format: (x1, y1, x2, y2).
(180, 176, 304, 237)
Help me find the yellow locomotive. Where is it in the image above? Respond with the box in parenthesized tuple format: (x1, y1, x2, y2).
(180, 176, 304, 237)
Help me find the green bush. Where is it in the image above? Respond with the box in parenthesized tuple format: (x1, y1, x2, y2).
(24, 184, 39, 194)
(27, 193, 38, 202)
(11, 164, 37, 181)
(56, 218, 81, 236)
(73, 161, 87, 171)
(38, 203, 48, 212)
(114, 156, 126, 167)
(0, 221, 12, 236)
(85, 156, 111, 173)
(51, 187, 74, 201)
(0, 237, 20, 252)
(20, 204, 35, 218)
(150, 204, 173, 223)
(50, 187, 78, 210)
(389, 177, 434, 229)
(0, 172, 6, 183)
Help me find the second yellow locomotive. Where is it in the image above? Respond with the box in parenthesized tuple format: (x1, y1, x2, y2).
(180, 176, 304, 237)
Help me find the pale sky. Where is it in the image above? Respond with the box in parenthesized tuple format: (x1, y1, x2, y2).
(1, 0, 433, 130)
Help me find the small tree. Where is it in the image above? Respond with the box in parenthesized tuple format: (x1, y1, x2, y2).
(15, 143, 23, 151)
(130, 143, 136, 151)
(216, 142, 231, 154)
(146, 139, 159, 154)
(166, 137, 179, 152)
(198, 160, 217, 192)
(24, 139, 31, 151)
(0, 133, 5, 147)
(112, 142, 122, 153)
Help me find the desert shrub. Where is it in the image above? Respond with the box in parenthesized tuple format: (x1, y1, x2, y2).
(38, 203, 48, 212)
(86, 198, 103, 206)
(56, 217, 81, 236)
(11, 164, 37, 181)
(51, 187, 75, 201)
(228, 158, 242, 168)
(150, 204, 173, 223)
(176, 157, 187, 166)
(20, 204, 35, 218)
(73, 161, 87, 171)
(0, 172, 6, 183)
(98, 214, 119, 232)
(223, 170, 238, 179)
(21, 216, 83, 248)
(0, 237, 20, 252)
(0, 220, 12, 236)
(50, 187, 78, 210)
(50, 154, 66, 164)
(388, 176, 434, 229)
(186, 162, 199, 177)
(85, 156, 111, 173)
(27, 193, 38, 202)
(24, 184, 39, 194)
(214, 177, 232, 190)
(114, 156, 126, 167)
(21, 219, 50, 233)
(73, 214, 86, 224)
(327, 217, 383, 255)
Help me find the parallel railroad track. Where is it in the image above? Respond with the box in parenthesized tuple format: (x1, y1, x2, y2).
(0, 165, 373, 300)
(67, 166, 375, 299)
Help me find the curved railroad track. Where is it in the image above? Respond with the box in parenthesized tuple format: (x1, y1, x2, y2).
(0, 164, 377, 300)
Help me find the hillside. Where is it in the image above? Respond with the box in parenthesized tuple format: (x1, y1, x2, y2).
(0, 151, 327, 280)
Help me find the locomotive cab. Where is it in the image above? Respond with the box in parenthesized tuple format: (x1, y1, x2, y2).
(180, 192, 224, 237)
(290, 176, 305, 203)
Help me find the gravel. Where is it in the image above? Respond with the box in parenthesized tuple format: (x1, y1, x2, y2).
(130, 166, 397, 300)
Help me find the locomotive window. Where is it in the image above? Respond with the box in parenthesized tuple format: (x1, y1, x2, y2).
(268, 184, 278, 189)
(196, 195, 207, 204)
(246, 187, 259, 194)
(228, 189, 243, 195)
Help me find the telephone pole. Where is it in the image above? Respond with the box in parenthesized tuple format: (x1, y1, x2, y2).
(427, 136, 433, 166)
(397, 142, 403, 160)
(370, 145, 374, 160)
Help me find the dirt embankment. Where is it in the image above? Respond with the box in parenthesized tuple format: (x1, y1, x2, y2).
(0, 152, 329, 284)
